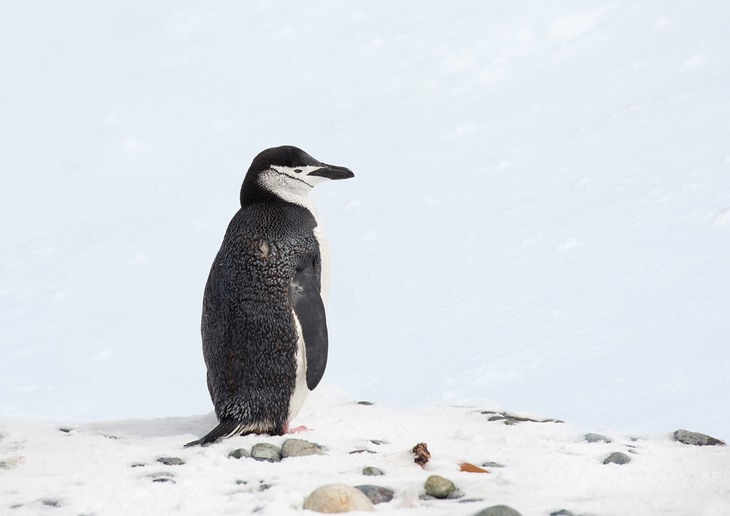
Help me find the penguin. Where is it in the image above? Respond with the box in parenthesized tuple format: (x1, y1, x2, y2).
(185, 146, 354, 447)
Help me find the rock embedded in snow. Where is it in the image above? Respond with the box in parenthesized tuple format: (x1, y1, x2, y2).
(354, 484, 394, 504)
(603, 452, 631, 465)
(550, 510, 576, 516)
(228, 448, 250, 459)
(362, 466, 384, 476)
(424, 474, 456, 499)
(303, 483, 375, 512)
(156, 456, 185, 466)
(147, 471, 175, 483)
(251, 443, 282, 462)
(481, 461, 505, 468)
(474, 505, 523, 516)
(585, 433, 612, 443)
(281, 438, 325, 458)
(673, 429, 726, 446)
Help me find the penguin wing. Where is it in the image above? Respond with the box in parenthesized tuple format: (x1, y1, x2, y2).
(289, 257, 328, 390)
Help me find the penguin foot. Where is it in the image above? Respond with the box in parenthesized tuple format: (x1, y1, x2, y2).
(284, 424, 310, 434)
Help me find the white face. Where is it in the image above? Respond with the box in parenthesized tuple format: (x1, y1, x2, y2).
(258, 165, 329, 209)
(270, 165, 330, 188)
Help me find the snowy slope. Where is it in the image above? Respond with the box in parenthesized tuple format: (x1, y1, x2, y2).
(1, 0, 729, 457)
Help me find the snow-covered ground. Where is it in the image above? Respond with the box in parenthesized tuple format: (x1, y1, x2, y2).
(2, 1, 730, 513)
(2, 386, 729, 515)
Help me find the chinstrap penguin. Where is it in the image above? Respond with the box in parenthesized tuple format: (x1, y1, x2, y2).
(185, 145, 354, 447)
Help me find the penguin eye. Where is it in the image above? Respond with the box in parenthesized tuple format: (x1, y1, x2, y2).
(293, 168, 302, 174)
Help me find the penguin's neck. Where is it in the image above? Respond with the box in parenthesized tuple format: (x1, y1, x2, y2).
(255, 172, 319, 217)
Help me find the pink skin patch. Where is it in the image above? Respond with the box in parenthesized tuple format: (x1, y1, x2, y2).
(283, 422, 310, 434)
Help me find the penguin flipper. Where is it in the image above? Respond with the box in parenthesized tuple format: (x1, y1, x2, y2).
(183, 419, 243, 447)
(289, 258, 328, 390)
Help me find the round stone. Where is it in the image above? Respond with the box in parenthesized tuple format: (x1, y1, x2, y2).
(474, 505, 523, 516)
(303, 483, 374, 513)
(228, 448, 250, 459)
(251, 443, 282, 463)
(354, 484, 394, 505)
(362, 466, 384, 476)
(673, 429, 726, 446)
(603, 452, 631, 465)
(584, 433, 612, 444)
(281, 439, 325, 458)
(424, 475, 456, 499)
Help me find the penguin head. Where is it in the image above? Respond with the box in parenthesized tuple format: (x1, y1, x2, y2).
(241, 146, 354, 205)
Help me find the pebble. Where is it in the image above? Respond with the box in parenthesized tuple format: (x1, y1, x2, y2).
(482, 461, 505, 468)
(303, 483, 374, 513)
(550, 510, 575, 516)
(355, 484, 394, 504)
(603, 452, 631, 465)
(228, 448, 250, 459)
(424, 475, 456, 499)
(673, 429, 726, 446)
(156, 456, 185, 466)
(357, 401, 374, 406)
(584, 433, 612, 444)
(147, 471, 175, 483)
(474, 505, 522, 516)
(362, 466, 384, 476)
(281, 439, 324, 458)
(251, 443, 282, 462)
(349, 449, 376, 454)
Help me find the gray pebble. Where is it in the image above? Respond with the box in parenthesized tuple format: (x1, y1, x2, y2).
(481, 461, 505, 468)
(152, 477, 175, 484)
(474, 505, 522, 516)
(355, 484, 394, 504)
(362, 466, 384, 476)
(584, 433, 612, 444)
(357, 401, 374, 406)
(228, 448, 250, 459)
(370, 439, 388, 446)
(673, 429, 726, 446)
(156, 456, 185, 466)
(251, 443, 282, 462)
(146, 471, 174, 479)
(424, 475, 456, 499)
(550, 511, 575, 516)
(349, 449, 376, 454)
(281, 439, 324, 458)
(603, 452, 631, 465)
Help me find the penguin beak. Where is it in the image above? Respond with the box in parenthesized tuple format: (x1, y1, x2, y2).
(308, 163, 355, 180)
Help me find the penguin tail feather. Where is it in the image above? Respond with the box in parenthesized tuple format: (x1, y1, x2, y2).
(184, 419, 245, 448)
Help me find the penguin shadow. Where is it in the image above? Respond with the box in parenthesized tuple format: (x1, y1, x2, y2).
(79, 412, 217, 439)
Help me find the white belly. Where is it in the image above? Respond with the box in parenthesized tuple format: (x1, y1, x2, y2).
(288, 311, 309, 421)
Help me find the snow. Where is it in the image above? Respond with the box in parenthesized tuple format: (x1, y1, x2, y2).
(3, 386, 729, 515)
(2, 0, 730, 513)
